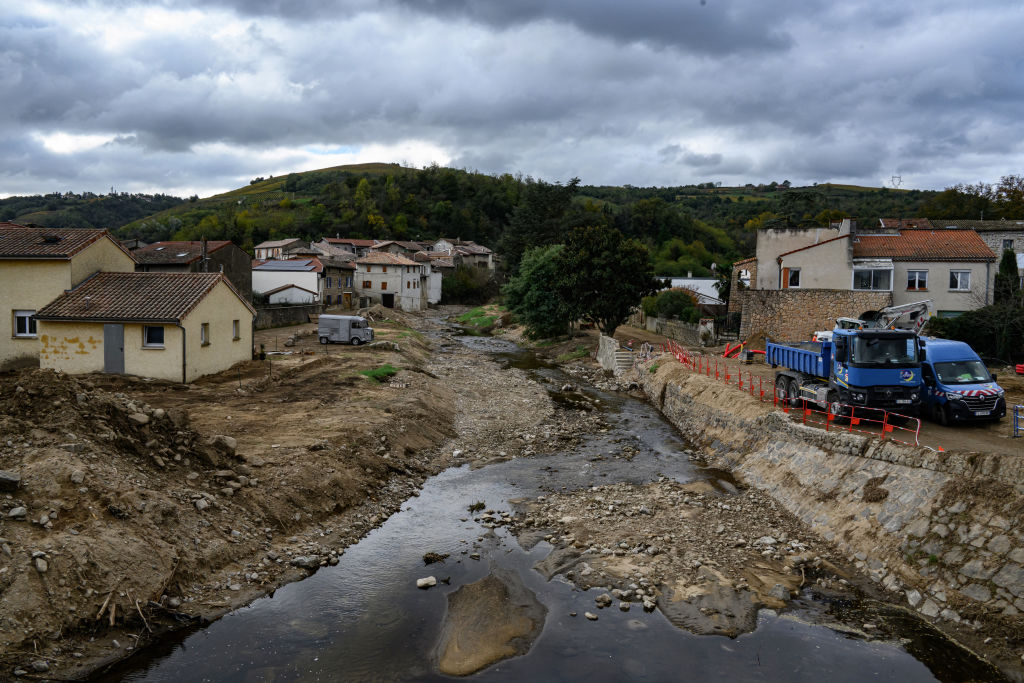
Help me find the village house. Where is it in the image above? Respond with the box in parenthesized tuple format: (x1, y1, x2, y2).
(931, 219, 1024, 267)
(34, 272, 254, 383)
(0, 224, 136, 370)
(254, 238, 308, 260)
(132, 240, 252, 301)
(262, 283, 318, 304)
(731, 219, 997, 340)
(320, 257, 356, 308)
(369, 240, 431, 258)
(431, 238, 495, 270)
(252, 258, 322, 301)
(315, 237, 378, 257)
(355, 252, 428, 311)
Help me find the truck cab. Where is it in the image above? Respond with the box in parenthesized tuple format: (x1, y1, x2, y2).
(919, 337, 1006, 424)
(318, 315, 375, 346)
(829, 329, 923, 411)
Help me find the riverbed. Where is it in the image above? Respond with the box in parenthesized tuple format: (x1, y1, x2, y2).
(93, 333, 1001, 682)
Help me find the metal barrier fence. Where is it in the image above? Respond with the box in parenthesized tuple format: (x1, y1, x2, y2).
(1015, 405, 1023, 438)
(660, 339, 922, 446)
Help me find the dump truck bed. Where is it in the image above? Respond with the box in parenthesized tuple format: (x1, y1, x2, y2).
(765, 340, 832, 379)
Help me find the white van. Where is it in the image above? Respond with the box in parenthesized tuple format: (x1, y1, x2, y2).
(318, 315, 374, 346)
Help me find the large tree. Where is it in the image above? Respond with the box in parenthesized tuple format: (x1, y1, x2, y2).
(502, 244, 577, 338)
(500, 178, 579, 273)
(994, 248, 1022, 305)
(557, 225, 660, 337)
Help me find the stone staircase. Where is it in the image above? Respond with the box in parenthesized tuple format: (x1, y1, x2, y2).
(613, 349, 635, 375)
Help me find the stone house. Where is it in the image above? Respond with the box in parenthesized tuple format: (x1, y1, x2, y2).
(0, 224, 136, 370)
(354, 252, 428, 311)
(931, 219, 1024, 266)
(731, 219, 997, 340)
(315, 237, 378, 258)
(132, 240, 252, 301)
(320, 257, 356, 308)
(34, 272, 254, 383)
(254, 238, 308, 261)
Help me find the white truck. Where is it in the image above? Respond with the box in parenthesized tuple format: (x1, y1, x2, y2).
(318, 315, 374, 345)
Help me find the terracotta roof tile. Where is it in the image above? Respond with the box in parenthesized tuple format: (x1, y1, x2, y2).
(35, 272, 247, 322)
(929, 219, 1024, 233)
(356, 252, 420, 266)
(323, 238, 377, 247)
(133, 241, 232, 265)
(0, 225, 121, 259)
(853, 229, 996, 261)
(879, 218, 933, 229)
(254, 238, 304, 249)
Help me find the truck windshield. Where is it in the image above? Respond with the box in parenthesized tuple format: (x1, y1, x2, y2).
(934, 360, 991, 385)
(851, 336, 917, 365)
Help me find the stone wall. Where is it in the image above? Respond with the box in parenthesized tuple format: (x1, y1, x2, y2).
(736, 289, 892, 341)
(596, 334, 619, 373)
(728, 260, 756, 314)
(254, 303, 323, 330)
(632, 360, 1024, 637)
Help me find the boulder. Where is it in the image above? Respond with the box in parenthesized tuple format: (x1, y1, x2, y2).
(0, 470, 21, 492)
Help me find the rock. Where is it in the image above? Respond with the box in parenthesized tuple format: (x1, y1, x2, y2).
(768, 584, 790, 601)
(167, 597, 182, 609)
(70, 470, 85, 484)
(0, 470, 21, 492)
(229, 584, 241, 591)
(128, 413, 150, 426)
(194, 499, 209, 512)
(34, 557, 48, 573)
(905, 589, 922, 607)
(153, 408, 166, 419)
(619, 601, 631, 611)
(208, 435, 238, 456)
(754, 536, 778, 546)
(30, 661, 49, 673)
(60, 443, 84, 453)
(585, 611, 599, 621)
(659, 583, 758, 637)
(291, 556, 321, 570)
(417, 576, 438, 589)
(595, 593, 613, 607)
(8, 507, 27, 520)
(435, 568, 547, 675)
(920, 599, 941, 618)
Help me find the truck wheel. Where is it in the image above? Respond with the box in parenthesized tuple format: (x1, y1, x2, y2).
(827, 390, 848, 424)
(319, 336, 328, 345)
(935, 403, 950, 427)
(787, 378, 801, 407)
(351, 337, 362, 346)
(775, 376, 789, 404)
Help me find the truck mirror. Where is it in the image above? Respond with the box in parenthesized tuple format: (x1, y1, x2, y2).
(991, 373, 997, 382)
(919, 348, 926, 361)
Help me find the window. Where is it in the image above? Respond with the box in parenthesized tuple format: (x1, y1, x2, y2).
(853, 268, 892, 291)
(786, 268, 800, 288)
(381, 282, 388, 290)
(143, 325, 164, 347)
(326, 277, 332, 288)
(14, 310, 37, 337)
(907, 270, 928, 291)
(382, 266, 387, 273)
(345, 276, 353, 287)
(1003, 239, 1014, 250)
(406, 281, 410, 289)
(949, 270, 971, 291)
(200, 322, 210, 346)
(325, 294, 332, 305)
(362, 280, 371, 288)
(232, 319, 240, 340)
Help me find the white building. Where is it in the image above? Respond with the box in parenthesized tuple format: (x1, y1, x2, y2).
(252, 259, 321, 300)
(355, 252, 428, 311)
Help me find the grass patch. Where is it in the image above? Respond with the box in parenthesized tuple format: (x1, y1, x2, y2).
(649, 362, 659, 373)
(359, 363, 399, 384)
(555, 345, 589, 362)
(455, 304, 506, 334)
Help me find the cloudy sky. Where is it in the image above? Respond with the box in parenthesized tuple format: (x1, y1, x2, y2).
(3, 1, 1023, 198)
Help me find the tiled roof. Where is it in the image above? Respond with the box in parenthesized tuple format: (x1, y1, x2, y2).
(853, 230, 996, 261)
(356, 252, 420, 266)
(36, 272, 252, 322)
(879, 218, 933, 230)
(133, 241, 232, 265)
(732, 257, 757, 266)
(323, 237, 377, 247)
(459, 243, 492, 255)
(255, 238, 303, 249)
(0, 225, 121, 259)
(929, 219, 1024, 233)
(428, 257, 455, 268)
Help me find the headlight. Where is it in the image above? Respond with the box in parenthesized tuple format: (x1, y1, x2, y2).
(852, 392, 866, 403)
(946, 392, 963, 401)
(910, 392, 919, 400)
(997, 389, 1005, 397)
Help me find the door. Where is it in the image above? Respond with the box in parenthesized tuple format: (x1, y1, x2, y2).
(382, 293, 395, 308)
(103, 324, 125, 374)
(343, 292, 352, 309)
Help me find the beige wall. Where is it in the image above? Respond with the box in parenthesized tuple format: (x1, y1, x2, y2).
(1, 260, 72, 367)
(777, 238, 852, 289)
(38, 281, 253, 383)
(70, 237, 135, 286)
(183, 280, 254, 382)
(891, 261, 993, 314)
(754, 226, 846, 288)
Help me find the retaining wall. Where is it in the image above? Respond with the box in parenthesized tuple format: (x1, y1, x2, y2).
(734, 289, 892, 341)
(254, 303, 323, 330)
(633, 358, 1024, 631)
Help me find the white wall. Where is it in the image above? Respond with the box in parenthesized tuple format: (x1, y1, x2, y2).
(268, 287, 316, 304)
(253, 269, 319, 298)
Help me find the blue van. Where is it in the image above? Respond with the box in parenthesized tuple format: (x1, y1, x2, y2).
(920, 338, 1006, 424)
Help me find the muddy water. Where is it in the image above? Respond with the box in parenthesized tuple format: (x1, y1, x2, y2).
(96, 336, 999, 682)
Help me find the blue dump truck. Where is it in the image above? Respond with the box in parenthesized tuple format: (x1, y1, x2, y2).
(766, 328, 925, 417)
(919, 337, 1006, 424)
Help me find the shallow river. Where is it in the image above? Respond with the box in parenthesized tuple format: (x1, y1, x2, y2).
(95, 336, 1000, 682)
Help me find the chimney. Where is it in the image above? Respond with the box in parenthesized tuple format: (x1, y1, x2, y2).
(687, 271, 693, 278)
